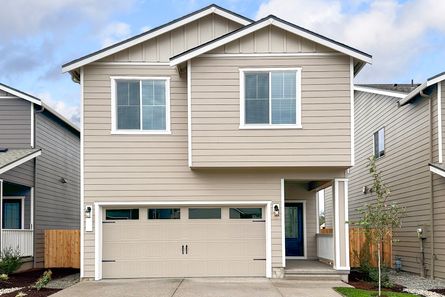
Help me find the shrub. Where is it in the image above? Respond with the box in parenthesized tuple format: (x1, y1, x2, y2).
(0, 273, 8, 281)
(35, 270, 52, 291)
(0, 247, 22, 274)
(15, 292, 27, 297)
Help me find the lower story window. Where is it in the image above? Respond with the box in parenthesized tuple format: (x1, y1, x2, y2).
(229, 208, 262, 219)
(2, 199, 22, 229)
(189, 208, 221, 219)
(148, 208, 180, 219)
(106, 209, 139, 220)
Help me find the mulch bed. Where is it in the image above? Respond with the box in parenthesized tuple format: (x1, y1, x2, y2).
(348, 269, 406, 293)
(430, 288, 445, 295)
(0, 268, 79, 297)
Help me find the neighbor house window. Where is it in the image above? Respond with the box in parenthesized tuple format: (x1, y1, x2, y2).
(148, 208, 180, 219)
(373, 128, 385, 158)
(2, 199, 23, 229)
(241, 69, 301, 128)
(105, 209, 139, 220)
(112, 77, 170, 133)
(229, 208, 262, 219)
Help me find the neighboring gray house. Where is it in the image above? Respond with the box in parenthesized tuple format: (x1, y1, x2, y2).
(0, 83, 80, 269)
(345, 76, 445, 278)
(62, 4, 372, 280)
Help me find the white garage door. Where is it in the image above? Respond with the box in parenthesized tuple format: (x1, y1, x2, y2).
(102, 206, 266, 278)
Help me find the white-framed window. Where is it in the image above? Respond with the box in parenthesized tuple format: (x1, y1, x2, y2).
(2, 197, 24, 230)
(111, 76, 171, 134)
(373, 127, 385, 158)
(239, 68, 302, 129)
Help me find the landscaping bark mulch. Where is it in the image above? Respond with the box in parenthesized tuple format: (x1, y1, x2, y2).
(348, 269, 406, 293)
(430, 288, 445, 295)
(0, 268, 79, 297)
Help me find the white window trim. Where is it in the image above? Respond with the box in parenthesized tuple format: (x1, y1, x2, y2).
(373, 127, 385, 159)
(239, 68, 302, 129)
(3, 196, 25, 230)
(110, 76, 171, 135)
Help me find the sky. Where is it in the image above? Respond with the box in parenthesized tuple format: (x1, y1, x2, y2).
(1, 0, 445, 127)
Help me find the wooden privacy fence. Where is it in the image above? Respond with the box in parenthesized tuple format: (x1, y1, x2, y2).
(44, 230, 80, 269)
(323, 228, 392, 268)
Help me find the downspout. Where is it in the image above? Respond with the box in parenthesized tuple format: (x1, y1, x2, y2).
(425, 89, 435, 279)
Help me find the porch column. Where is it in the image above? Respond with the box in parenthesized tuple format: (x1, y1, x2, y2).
(0, 179, 2, 252)
(332, 178, 350, 272)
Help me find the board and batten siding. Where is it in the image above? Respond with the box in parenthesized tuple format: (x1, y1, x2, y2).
(33, 111, 80, 267)
(0, 96, 31, 149)
(349, 90, 432, 275)
(190, 54, 352, 167)
(99, 14, 242, 63)
(81, 61, 347, 278)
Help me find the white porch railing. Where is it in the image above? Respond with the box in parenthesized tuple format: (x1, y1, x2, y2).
(316, 233, 334, 261)
(2, 230, 33, 257)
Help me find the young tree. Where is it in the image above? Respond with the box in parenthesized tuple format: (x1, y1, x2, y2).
(356, 157, 405, 296)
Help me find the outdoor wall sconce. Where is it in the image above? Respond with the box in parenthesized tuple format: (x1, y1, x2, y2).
(59, 177, 67, 184)
(85, 205, 93, 232)
(85, 205, 92, 218)
(273, 204, 280, 217)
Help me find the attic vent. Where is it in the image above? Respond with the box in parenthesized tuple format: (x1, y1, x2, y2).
(0, 148, 8, 153)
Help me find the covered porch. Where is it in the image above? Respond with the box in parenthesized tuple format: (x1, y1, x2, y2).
(0, 148, 40, 258)
(281, 179, 348, 280)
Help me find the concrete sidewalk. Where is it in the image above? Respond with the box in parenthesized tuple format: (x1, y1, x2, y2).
(51, 278, 350, 297)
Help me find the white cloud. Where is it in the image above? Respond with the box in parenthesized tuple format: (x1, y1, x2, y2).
(256, 0, 445, 82)
(100, 22, 132, 47)
(38, 92, 80, 127)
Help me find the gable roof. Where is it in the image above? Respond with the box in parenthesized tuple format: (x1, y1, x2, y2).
(0, 83, 80, 133)
(169, 15, 372, 66)
(399, 71, 445, 106)
(0, 83, 42, 105)
(0, 148, 41, 175)
(61, 4, 252, 73)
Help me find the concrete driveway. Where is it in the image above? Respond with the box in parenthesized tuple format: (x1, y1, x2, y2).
(51, 278, 349, 297)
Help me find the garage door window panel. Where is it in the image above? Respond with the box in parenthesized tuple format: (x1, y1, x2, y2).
(148, 208, 180, 219)
(229, 208, 262, 219)
(189, 208, 221, 219)
(105, 209, 139, 220)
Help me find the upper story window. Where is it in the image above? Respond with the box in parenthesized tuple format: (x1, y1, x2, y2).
(240, 68, 301, 129)
(111, 77, 170, 134)
(373, 127, 385, 158)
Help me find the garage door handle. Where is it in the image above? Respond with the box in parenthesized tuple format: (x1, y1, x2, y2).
(186, 245, 188, 254)
(182, 245, 184, 254)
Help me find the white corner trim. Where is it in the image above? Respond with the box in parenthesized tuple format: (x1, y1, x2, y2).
(62, 6, 251, 73)
(438, 83, 443, 163)
(333, 179, 340, 270)
(354, 86, 406, 99)
(344, 180, 350, 269)
(239, 68, 302, 128)
(93, 200, 273, 280)
(170, 17, 372, 66)
(110, 76, 171, 135)
(0, 150, 42, 175)
(80, 67, 85, 279)
(333, 178, 350, 271)
(280, 178, 285, 268)
(430, 165, 445, 178)
(187, 60, 192, 167)
(0, 85, 42, 106)
(30, 187, 34, 230)
(350, 58, 355, 166)
(30, 103, 34, 148)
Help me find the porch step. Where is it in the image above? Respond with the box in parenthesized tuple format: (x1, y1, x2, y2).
(284, 271, 347, 281)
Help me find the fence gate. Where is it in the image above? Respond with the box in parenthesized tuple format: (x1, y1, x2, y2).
(44, 230, 80, 269)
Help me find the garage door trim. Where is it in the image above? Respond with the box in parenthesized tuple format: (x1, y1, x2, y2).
(93, 200, 272, 280)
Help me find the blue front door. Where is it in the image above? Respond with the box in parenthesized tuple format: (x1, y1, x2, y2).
(285, 203, 304, 257)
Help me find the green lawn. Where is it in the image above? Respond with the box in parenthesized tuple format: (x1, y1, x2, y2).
(334, 287, 420, 297)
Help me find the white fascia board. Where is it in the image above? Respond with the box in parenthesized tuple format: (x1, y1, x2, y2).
(427, 73, 445, 87)
(0, 85, 41, 106)
(170, 17, 372, 66)
(0, 150, 42, 175)
(430, 165, 445, 178)
(354, 86, 406, 99)
(62, 7, 251, 73)
(399, 74, 445, 106)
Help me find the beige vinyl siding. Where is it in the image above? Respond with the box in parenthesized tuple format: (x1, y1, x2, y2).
(349, 90, 432, 275)
(33, 111, 80, 267)
(285, 182, 317, 259)
(82, 63, 347, 278)
(100, 14, 242, 63)
(0, 97, 31, 149)
(324, 186, 333, 228)
(190, 54, 352, 167)
(442, 81, 445, 160)
(211, 25, 335, 54)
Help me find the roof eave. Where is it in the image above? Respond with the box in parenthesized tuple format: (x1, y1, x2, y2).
(0, 84, 42, 106)
(0, 149, 42, 175)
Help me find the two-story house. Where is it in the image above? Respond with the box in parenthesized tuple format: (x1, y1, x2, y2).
(62, 4, 372, 280)
(0, 83, 80, 270)
(347, 76, 445, 279)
